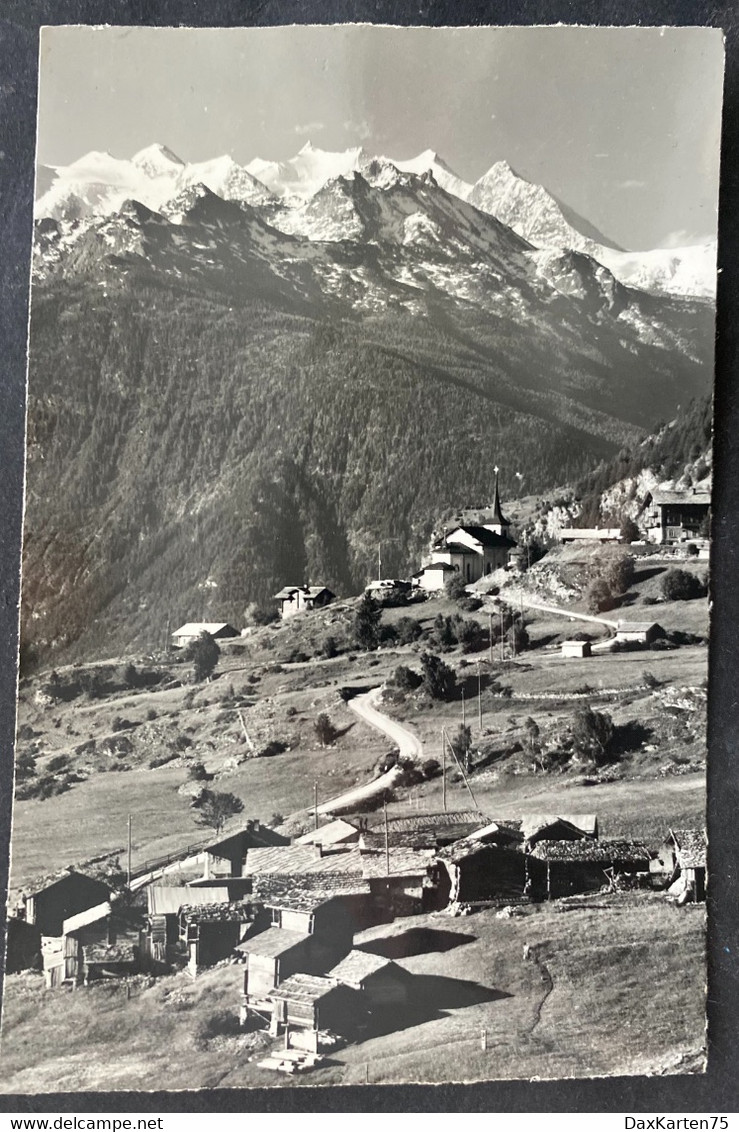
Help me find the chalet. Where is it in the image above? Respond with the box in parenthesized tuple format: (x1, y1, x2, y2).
(560, 528, 621, 544)
(202, 819, 289, 879)
(561, 640, 591, 659)
(433, 832, 534, 911)
(171, 622, 240, 649)
(273, 585, 335, 620)
(521, 815, 596, 850)
(41, 901, 115, 988)
(615, 621, 663, 647)
(650, 828, 707, 902)
(252, 876, 376, 936)
(357, 810, 488, 851)
(23, 869, 112, 937)
(179, 901, 254, 975)
(412, 561, 457, 593)
(267, 974, 365, 1045)
(528, 839, 651, 900)
(329, 950, 411, 1010)
(643, 488, 711, 545)
(239, 927, 317, 1018)
(295, 819, 361, 849)
(360, 849, 435, 918)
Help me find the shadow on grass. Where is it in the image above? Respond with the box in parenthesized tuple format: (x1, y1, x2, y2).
(364, 974, 511, 1038)
(358, 927, 477, 959)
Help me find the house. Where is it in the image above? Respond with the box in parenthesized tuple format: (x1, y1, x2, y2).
(329, 950, 411, 1010)
(528, 839, 651, 899)
(202, 819, 289, 879)
(412, 561, 458, 593)
(559, 528, 622, 544)
(266, 974, 365, 1045)
(295, 819, 361, 850)
(357, 810, 489, 851)
(238, 927, 318, 1015)
(360, 848, 435, 919)
(145, 885, 227, 953)
(433, 835, 534, 910)
(251, 876, 377, 936)
(643, 488, 711, 545)
(179, 901, 255, 975)
(650, 828, 707, 902)
(273, 585, 335, 620)
(561, 639, 591, 659)
(23, 869, 112, 937)
(171, 622, 240, 649)
(615, 621, 663, 646)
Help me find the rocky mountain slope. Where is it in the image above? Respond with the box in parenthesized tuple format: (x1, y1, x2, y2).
(36, 142, 717, 298)
(23, 157, 715, 666)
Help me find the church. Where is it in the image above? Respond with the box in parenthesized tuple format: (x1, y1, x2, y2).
(412, 470, 517, 592)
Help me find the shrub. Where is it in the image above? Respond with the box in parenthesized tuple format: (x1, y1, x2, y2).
(420, 652, 456, 701)
(444, 573, 468, 601)
(395, 617, 423, 645)
(391, 665, 422, 693)
(185, 631, 221, 682)
(146, 708, 158, 721)
(586, 578, 615, 613)
(122, 663, 138, 688)
(619, 516, 641, 543)
(259, 739, 288, 758)
(322, 635, 339, 659)
(353, 593, 382, 651)
(46, 754, 71, 774)
(570, 706, 614, 766)
(188, 762, 210, 782)
(455, 617, 485, 654)
(314, 712, 339, 747)
(661, 568, 704, 601)
(642, 670, 660, 689)
(421, 758, 442, 779)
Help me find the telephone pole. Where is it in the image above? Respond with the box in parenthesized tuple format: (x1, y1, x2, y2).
(383, 798, 390, 877)
(127, 814, 132, 887)
(477, 661, 483, 730)
(461, 689, 466, 728)
(441, 727, 447, 811)
(313, 782, 319, 830)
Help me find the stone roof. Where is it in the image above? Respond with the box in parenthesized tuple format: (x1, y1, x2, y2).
(269, 973, 341, 1004)
(237, 927, 311, 957)
(529, 839, 651, 865)
(244, 846, 364, 877)
(670, 828, 707, 869)
(360, 848, 434, 878)
(251, 876, 371, 912)
(329, 949, 400, 986)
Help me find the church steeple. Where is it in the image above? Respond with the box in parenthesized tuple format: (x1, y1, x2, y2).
(490, 466, 509, 532)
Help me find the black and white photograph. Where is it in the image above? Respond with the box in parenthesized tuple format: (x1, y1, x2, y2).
(0, 21, 724, 1092)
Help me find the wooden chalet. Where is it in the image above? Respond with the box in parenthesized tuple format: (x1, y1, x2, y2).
(267, 974, 365, 1046)
(179, 900, 254, 976)
(202, 819, 288, 879)
(561, 640, 591, 659)
(24, 869, 112, 937)
(650, 828, 707, 902)
(433, 829, 533, 911)
(643, 488, 711, 545)
(360, 849, 435, 919)
(252, 876, 374, 940)
(528, 839, 651, 899)
(328, 950, 411, 1010)
(615, 621, 663, 647)
(273, 585, 335, 620)
(521, 815, 596, 851)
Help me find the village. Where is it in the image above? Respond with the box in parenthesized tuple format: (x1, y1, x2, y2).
(1, 467, 710, 1089)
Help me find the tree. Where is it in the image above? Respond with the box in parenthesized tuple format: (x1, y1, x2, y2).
(14, 749, 37, 783)
(586, 577, 615, 614)
(195, 789, 244, 835)
(188, 761, 211, 782)
(391, 664, 422, 693)
(186, 630, 221, 682)
(506, 621, 530, 654)
(570, 707, 614, 766)
(420, 652, 456, 701)
(432, 613, 456, 651)
(449, 723, 473, 772)
(619, 516, 640, 543)
(661, 568, 704, 601)
(594, 549, 635, 597)
(353, 593, 382, 650)
(444, 573, 468, 601)
(314, 712, 339, 747)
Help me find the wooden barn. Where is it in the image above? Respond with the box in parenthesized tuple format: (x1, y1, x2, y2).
(433, 835, 535, 910)
(615, 621, 663, 647)
(253, 877, 374, 941)
(24, 870, 112, 937)
(171, 622, 240, 649)
(650, 828, 707, 902)
(561, 640, 591, 659)
(267, 974, 365, 1045)
(328, 950, 411, 1010)
(202, 820, 288, 879)
(179, 901, 254, 976)
(361, 849, 435, 919)
(81, 941, 138, 984)
(529, 839, 652, 899)
(239, 927, 316, 1008)
(522, 815, 596, 851)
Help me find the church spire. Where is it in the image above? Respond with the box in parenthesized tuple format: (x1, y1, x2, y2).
(491, 466, 509, 529)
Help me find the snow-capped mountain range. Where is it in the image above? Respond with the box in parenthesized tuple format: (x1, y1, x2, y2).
(35, 142, 716, 300)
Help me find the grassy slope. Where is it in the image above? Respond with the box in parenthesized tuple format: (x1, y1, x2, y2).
(0, 894, 704, 1091)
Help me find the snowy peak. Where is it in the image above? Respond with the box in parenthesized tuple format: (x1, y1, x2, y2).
(391, 150, 473, 201)
(132, 143, 185, 177)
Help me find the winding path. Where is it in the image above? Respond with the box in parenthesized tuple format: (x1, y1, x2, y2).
(316, 687, 422, 815)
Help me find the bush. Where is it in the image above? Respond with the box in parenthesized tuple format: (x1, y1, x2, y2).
(571, 707, 614, 766)
(586, 578, 615, 613)
(391, 665, 422, 693)
(322, 635, 339, 659)
(454, 617, 485, 654)
(395, 617, 423, 645)
(420, 652, 456, 701)
(353, 593, 382, 651)
(619, 516, 641, 543)
(642, 670, 660, 689)
(188, 762, 210, 781)
(258, 739, 288, 758)
(185, 631, 221, 682)
(146, 708, 158, 721)
(661, 568, 704, 601)
(444, 573, 468, 601)
(46, 754, 71, 774)
(421, 758, 442, 779)
(314, 712, 339, 747)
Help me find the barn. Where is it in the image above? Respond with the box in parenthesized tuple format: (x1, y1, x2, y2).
(253, 877, 374, 942)
(239, 926, 316, 1012)
(171, 622, 240, 649)
(433, 836, 534, 910)
(529, 839, 651, 899)
(179, 901, 254, 975)
(202, 819, 288, 879)
(615, 621, 663, 647)
(268, 974, 365, 1046)
(24, 870, 112, 937)
(561, 640, 591, 659)
(328, 950, 411, 1010)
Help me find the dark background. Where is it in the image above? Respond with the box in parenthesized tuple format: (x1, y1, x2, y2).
(0, 0, 737, 1114)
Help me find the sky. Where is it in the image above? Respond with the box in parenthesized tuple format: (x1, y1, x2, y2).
(36, 24, 725, 250)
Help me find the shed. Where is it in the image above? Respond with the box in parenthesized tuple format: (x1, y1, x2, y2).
(81, 941, 138, 983)
(651, 828, 706, 902)
(433, 839, 533, 910)
(203, 819, 288, 878)
(560, 528, 621, 543)
(42, 933, 80, 989)
(522, 815, 595, 850)
(529, 839, 651, 899)
(239, 926, 316, 1006)
(179, 901, 254, 974)
(615, 621, 663, 646)
(253, 877, 373, 941)
(561, 640, 591, 659)
(171, 622, 240, 649)
(268, 974, 364, 1042)
(24, 870, 112, 937)
(328, 950, 411, 1010)
(361, 849, 435, 918)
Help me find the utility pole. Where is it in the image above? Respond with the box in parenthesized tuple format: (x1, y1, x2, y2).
(127, 814, 132, 887)
(461, 689, 466, 728)
(313, 782, 319, 830)
(441, 727, 447, 811)
(489, 613, 494, 666)
(164, 615, 171, 655)
(383, 797, 390, 877)
(477, 661, 483, 730)
(500, 606, 505, 662)
(377, 543, 382, 582)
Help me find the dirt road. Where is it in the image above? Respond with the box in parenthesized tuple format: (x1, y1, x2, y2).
(316, 687, 422, 815)
(498, 589, 619, 631)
